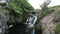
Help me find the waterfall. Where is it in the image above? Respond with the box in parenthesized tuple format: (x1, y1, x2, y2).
(0, 12, 8, 34)
(25, 14, 37, 34)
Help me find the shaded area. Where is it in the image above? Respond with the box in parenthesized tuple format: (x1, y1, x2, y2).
(9, 23, 43, 34)
(9, 23, 26, 34)
(35, 29, 43, 34)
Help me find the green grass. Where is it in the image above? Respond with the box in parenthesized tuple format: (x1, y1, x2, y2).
(55, 24, 60, 34)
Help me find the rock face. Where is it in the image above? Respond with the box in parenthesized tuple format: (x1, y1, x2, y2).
(41, 10, 58, 34)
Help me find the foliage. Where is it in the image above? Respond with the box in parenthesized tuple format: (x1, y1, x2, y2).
(50, 5, 60, 9)
(7, 0, 34, 14)
(57, 10, 60, 15)
(55, 24, 60, 34)
(40, 3, 50, 19)
(3, 0, 34, 24)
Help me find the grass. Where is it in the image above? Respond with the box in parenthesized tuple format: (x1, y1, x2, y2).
(55, 23, 60, 34)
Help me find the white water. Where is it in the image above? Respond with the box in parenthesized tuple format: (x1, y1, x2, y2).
(25, 15, 37, 34)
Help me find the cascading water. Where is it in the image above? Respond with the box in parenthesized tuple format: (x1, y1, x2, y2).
(25, 14, 37, 34)
(0, 12, 8, 34)
(0, 2, 8, 34)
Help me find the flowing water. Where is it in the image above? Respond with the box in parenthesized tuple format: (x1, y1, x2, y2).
(0, 7, 8, 34)
(25, 15, 37, 34)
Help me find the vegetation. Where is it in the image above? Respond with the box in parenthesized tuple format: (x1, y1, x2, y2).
(55, 24, 60, 34)
(3, 0, 34, 24)
(50, 5, 60, 9)
(0, 0, 60, 34)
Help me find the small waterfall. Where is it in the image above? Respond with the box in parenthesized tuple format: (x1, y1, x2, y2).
(0, 13, 8, 34)
(25, 14, 37, 34)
